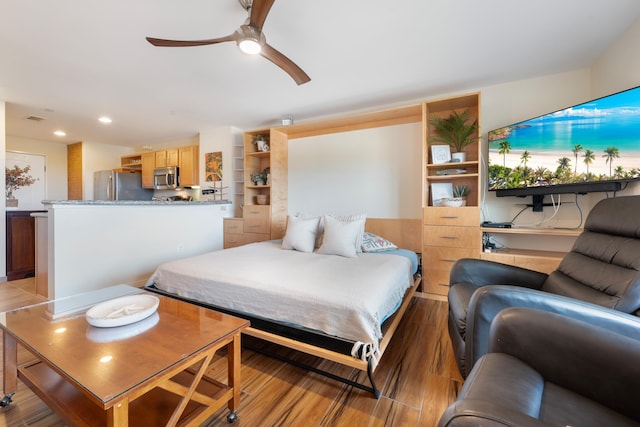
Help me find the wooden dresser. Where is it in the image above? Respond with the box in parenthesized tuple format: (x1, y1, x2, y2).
(223, 205, 271, 248)
(422, 207, 480, 296)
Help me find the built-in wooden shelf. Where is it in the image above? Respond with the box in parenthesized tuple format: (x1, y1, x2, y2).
(482, 227, 583, 237)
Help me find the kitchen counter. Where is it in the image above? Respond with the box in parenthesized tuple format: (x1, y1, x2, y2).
(39, 200, 232, 299)
(42, 200, 231, 206)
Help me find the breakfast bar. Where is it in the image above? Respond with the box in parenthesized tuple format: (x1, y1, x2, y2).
(39, 200, 232, 299)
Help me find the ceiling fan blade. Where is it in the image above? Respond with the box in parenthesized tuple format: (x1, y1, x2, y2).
(146, 34, 236, 47)
(249, 0, 275, 31)
(260, 43, 310, 85)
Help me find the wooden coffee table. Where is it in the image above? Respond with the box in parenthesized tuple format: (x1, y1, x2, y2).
(0, 285, 249, 426)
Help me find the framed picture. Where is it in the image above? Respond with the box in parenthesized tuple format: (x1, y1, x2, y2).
(431, 144, 451, 164)
(431, 182, 453, 206)
(205, 151, 223, 182)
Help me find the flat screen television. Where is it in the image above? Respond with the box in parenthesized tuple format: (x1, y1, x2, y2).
(487, 86, 640, 210)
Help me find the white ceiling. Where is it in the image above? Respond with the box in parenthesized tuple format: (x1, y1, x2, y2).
(2, 0, 640, 149)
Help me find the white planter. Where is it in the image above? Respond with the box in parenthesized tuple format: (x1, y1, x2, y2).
(451, 152, 466, 163)
(443, 197, 466, 207)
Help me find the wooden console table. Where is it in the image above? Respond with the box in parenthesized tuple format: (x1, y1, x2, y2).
(1, 285, 249, 426)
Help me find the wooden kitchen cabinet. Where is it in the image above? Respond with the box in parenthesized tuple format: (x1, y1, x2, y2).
(155, 149, 179, 168)
(141, 152, 156, 188)
(178, 145, 199, 187)
(6, 211, 43, 281)
(138, 146, 198, 189)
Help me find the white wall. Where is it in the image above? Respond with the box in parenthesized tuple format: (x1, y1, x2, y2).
(48, 203, 232, 298)
(198, 126, 243, 212)
(6, 135, 68, 201)
(591, 18, 640, 98)
(288, 123, 422, 218)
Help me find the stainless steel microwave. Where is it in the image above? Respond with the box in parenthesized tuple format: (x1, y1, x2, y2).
(153, 166, 179, 190)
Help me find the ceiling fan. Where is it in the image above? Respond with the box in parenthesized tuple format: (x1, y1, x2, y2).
(146, 0, 310, 85)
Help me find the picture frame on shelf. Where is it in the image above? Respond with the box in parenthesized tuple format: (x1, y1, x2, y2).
(431, 144, 451, 164)
(431, 182, 453, 206)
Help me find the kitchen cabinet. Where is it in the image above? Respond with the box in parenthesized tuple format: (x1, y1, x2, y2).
(141, 152, 155, 188)
(155, 149, 179, 168)
(120, 154, 143, 170)
(6, 211, 44, 281)
(136, 146, 198, 189)
(178, 145, 199, 187)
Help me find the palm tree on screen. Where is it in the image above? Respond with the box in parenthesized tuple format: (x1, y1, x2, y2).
(603, 146, 620, 176)
(583, 149, 595, 174)
(557, 157, 570, 170)
(520, 150, 531, 167)
(572, 144, 583, 174)
(498, 140, 511, 166)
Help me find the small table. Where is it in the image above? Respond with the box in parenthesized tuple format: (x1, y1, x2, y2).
(1, 285, 249, 426)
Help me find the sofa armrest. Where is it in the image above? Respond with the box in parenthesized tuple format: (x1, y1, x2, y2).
(490, 307, 640, 421)
(449, 258, 547, 290)
(466, 285, 640, 371)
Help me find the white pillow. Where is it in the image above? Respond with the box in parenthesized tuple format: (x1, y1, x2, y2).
(316, 213, 366, 252)
(281, 216, 320, 253)
(317, 215, 366, 258)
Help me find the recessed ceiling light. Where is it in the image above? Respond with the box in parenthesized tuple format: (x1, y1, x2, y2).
(99, 116, 112, 124)
(54, 130, 66, 137)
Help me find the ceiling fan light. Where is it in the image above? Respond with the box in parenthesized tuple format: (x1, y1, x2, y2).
(238, 38, 262, 55)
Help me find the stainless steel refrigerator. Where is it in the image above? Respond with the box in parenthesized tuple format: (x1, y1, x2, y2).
(93, 170, 153, 201)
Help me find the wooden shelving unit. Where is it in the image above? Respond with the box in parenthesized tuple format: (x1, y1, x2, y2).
(422, 93, 482, 298)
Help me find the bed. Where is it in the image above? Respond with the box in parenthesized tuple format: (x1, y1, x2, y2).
(145, 217, 422, 397)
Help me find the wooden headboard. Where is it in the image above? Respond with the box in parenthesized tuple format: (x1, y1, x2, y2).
(365, 218, 422, 254)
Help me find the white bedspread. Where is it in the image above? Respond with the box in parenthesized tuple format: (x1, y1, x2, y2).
(146, 241, 414, 359)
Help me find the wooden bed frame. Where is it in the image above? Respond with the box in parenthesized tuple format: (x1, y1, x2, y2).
(148, 218, 422, 398)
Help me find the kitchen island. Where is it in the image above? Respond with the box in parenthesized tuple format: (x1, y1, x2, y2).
(40, 200, 232, 299)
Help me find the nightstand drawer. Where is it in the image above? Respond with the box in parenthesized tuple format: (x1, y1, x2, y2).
(244, 205, 270, 234)
(421, 269, 451, 296)
(424, 207, 479, 226)
(424, 225, 480, 248)
(223, 218, 244, 234)
(224, 233, 246, 249)
(423, 247, 478, 270)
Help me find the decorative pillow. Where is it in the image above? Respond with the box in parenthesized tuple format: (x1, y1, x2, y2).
(361, 232, 398, 252)
(316, 213, 367, 252)
(281, 215, 320, 253)
(317, 215, 367, 258)
(293, 212, 323, 248)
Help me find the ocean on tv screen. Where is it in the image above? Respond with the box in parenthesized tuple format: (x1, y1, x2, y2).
(488, 86, 640, 190)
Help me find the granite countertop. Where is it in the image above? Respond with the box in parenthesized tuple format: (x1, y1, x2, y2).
(42, 200, 231, 206)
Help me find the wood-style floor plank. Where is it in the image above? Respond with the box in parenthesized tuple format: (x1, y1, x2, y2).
(0, 279, 463, 427)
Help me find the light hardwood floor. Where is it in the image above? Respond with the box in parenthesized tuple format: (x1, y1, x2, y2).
(0, 279, 462, 427)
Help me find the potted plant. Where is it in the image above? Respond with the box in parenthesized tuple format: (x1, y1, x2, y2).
(250, 171, 267, 185)
(253, 135, 270, 152)
(444, 185, 469, 207)
(429, 109, 478, 162)
(5, 165, 37, 207)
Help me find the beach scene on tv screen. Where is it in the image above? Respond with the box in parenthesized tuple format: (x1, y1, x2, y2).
(488, 86, 640, 190)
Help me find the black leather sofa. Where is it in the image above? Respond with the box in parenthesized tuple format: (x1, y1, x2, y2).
(439, 302, 640, 427)
(448, 195, 640, 377)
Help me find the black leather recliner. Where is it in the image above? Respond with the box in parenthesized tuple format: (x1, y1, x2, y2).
(439, 302, 640, 427)
(448, 195, 640, 377)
